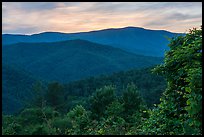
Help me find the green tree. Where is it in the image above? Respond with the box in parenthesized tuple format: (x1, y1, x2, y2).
(88, 85, 116, 119)
(2, 115, 22, 135)
(32, 81, 45, 107)
(66, 105, 91, 135)
(143, 27, 202, 135)
(121, 83, 143, 121)
(105, 100, 124, 117)
(45, 82, 65, 109)
(100, 100, 126, 135)
(51, 116, 72, 135)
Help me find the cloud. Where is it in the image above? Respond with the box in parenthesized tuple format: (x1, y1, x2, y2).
(3, 25, 40, 34)
(165, 13, 202, 21)
(2, 2, 202, 34)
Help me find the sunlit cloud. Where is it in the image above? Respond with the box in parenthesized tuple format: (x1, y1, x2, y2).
(2, 2, 202, 34)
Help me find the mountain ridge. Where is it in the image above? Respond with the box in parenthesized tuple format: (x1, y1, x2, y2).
(2, 26, 181, 36)
(2, 26, 183, 57)
(3, 39, 163, 83)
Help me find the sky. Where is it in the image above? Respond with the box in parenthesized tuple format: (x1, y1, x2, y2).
(2, 2, 202, 34)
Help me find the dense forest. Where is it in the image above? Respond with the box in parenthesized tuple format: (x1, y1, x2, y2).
(2, 27, 202, 135)
(2, 39, 163, 83)
(2, 65, 165, 115)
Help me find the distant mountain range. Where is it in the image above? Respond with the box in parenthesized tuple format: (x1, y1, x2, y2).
(3, 39, 163, 83)
(2, 26, 180, 114)
(2, 26, 183, 57)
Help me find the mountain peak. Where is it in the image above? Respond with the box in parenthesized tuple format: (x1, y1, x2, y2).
(2, 26, 182, 56)
(123, 26, 145, 29)
(35, 31, 67, 35)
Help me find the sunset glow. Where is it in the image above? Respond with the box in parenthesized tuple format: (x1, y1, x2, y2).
(2, 2, 202, 34)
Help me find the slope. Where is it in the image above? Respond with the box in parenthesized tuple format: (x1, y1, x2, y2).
(2, 64, 38, 115)
(62, 67, 166, 108)
(2, 39, 163, 83)
(2, 26, 182, 57)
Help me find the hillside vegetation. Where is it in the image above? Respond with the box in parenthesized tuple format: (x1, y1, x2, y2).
(2, 66, 166, 115)
(3, 39, 163, 83)
(2, 64, 37, 115)
(2, 27, 182, 56)
(2, 27, 202, 135)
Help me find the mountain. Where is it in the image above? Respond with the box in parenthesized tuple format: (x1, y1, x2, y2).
(2, 26, 183, 57)
(2, 39, 163, 83)
(2, 64, 38, 115)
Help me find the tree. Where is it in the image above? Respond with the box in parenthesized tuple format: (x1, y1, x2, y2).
(31, 81, 46, 108)
(88, 85, 116, 119)
(2, 115, 22, 135)
(105, 100, 124, 117)
(121, 83, 143, 120)
(144, 27, 202, 135)
(66, 105, 91, 135)
(45, 82, 65, 109)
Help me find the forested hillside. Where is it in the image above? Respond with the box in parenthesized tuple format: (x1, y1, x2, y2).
(2, 27, 182, 57)
(2, 64, 37, 115)
(2, 27, 202, 135)
(62, 67, 166, 108)
(3, 39, 163, 83)
(2, 66, 166, 115)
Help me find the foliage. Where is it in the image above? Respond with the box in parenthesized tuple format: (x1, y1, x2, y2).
(66, 105, 91, 135)
(105, 100, 124, 117)
(2, 27, 201, 135)
(3, 66, 166, 115)
(88, 85, 116, 119)
(51, 116, 72, 135)
(144, 27, 202, 135)
(2, 39, 163, 84)
(2, 64, 37, 114)
(120, 83, 143, 120)
(31, 81, 46, 107)
(64, 67, 166, 108)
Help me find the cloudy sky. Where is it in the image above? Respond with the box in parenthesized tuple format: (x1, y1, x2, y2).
(2, 2, 202, 34)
